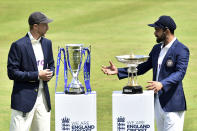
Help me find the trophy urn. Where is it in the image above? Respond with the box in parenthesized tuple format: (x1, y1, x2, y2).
(65, 44, 91, 94)
(116, 54, 149, 94)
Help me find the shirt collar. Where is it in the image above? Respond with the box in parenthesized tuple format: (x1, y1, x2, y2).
(28, 32, 41, 44)
(160, 37, 176, 49)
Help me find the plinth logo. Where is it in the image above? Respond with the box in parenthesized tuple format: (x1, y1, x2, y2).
(117, 116, 126, 131)
(117, 116, 151, 131)
(61, 116, 95, 131)
(61, 117, 70, 130)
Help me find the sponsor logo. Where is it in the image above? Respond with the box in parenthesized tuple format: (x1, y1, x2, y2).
(61, 117, 70, 131)
(37, 60, 44, 66)
(117, 116, 125, 131)
(61, 116, 95, 131)
(117, 116, 151, 131)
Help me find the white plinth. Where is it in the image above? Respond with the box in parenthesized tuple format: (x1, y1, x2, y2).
(55, 91, 97, 131)
(112, 90, 154, 131)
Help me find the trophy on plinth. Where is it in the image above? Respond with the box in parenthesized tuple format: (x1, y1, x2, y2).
(65, 44, 91, 94)
(55, 44, 91, 94)
(116, 54, 149, 94)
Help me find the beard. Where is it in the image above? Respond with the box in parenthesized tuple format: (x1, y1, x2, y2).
(156, 32, 166, 43)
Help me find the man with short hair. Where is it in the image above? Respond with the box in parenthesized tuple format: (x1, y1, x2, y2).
(7, 12, 55, 131)
(102, 15, 189, 131)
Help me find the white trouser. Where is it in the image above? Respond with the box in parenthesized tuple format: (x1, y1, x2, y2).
(10, 88, 50, 131)
(154, 94, 185, 131)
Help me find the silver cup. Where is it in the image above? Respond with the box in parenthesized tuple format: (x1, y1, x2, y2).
(116, 54, 149, 94)
(65, 44, 85, 94)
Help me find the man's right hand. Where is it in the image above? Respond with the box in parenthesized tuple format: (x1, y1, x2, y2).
(101, 61, 118, 75)
(39, 69, 53, 81)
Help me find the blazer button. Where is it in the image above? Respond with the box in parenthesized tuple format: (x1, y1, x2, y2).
(34, 89, 38, 92)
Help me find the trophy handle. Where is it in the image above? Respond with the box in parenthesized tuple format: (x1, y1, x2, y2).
(82, 46, 91, 93)
(80, 46, 91, 68)
(55, 48, 68, 93)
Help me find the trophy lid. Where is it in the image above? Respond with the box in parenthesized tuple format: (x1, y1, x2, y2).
(66, 44, 84, 47)
(116, 55, 149, 65)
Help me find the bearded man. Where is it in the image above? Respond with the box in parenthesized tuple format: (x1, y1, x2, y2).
(102, 15, 190, 131)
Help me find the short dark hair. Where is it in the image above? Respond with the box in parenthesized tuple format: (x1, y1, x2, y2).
(164, 27, 174, 34)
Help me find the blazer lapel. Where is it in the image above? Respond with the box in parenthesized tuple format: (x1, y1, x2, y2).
(153, 44, 162, 80)
(154, 45, 162, 65)
(160, 39, 177, 72)
(40, 38, 47, 69)
(24, 34, 38, 71)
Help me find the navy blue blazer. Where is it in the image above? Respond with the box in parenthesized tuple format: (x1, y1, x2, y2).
(118, 39, 189, 112)
(7, 34, 55, 113)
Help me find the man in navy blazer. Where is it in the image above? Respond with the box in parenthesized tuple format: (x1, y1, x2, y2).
(102, 16, 189, 131)
(7, 12, 55, 131)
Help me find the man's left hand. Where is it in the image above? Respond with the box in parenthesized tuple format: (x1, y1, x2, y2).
(146, 81, 163, 93)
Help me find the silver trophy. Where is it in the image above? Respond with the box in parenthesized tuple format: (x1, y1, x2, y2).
(65, 44, 85, 94)
(116, 54, 149, 94)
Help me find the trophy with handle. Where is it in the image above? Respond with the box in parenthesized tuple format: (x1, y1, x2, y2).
(65, 44, 91, 94)
(55, 44, 91, 94)
(116, 54, 149, 94)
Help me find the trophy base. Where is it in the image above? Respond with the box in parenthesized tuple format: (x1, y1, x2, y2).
(123, 86, 143, 94)
(65, 87, 85, 95)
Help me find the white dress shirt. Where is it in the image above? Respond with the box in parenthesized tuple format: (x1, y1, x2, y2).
(28, 32, 44, 89)
(156, 37, 176, 81)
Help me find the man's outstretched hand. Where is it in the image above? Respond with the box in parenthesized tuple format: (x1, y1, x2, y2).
(101, 61, 118, 75)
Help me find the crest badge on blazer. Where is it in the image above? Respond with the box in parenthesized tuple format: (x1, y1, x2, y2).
(166, 59, 174, 67)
